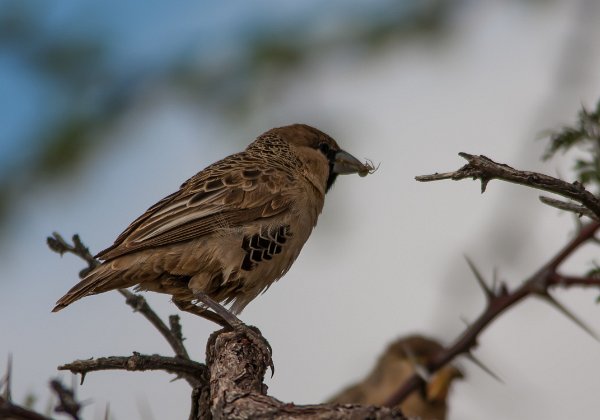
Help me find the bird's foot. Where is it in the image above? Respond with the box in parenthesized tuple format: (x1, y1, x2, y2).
(233, 323, 274, 376)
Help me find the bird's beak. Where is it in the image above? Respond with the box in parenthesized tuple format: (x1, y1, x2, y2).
(426, 365, 464, 402)
(333, 150, 369, 176)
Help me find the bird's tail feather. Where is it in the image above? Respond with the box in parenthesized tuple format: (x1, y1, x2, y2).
(52, 265, 126, 312)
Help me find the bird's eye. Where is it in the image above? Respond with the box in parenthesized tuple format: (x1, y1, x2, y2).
(318, 143, 330, 155)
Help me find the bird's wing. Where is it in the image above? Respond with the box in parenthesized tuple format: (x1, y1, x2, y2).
(96, 156, 295, 261)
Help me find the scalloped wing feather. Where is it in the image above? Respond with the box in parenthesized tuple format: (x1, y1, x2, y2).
(96, 160, 293, 261)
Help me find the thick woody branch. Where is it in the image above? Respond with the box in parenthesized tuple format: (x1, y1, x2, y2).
(58, 353, 207, 388)
(200, 329, 406, 420)
(416, 152, 600, 219)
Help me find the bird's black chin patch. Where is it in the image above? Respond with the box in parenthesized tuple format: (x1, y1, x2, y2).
(326, 169, 338, 192)
(323, 147, 339, 192)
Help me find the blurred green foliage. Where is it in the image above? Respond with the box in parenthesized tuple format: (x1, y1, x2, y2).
(544, 99, 600, 188)
(22, 392, 37, 410)
(545, 98, 600, 302)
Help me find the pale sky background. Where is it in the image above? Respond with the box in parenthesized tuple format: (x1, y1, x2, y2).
(2, 1, 600, 419)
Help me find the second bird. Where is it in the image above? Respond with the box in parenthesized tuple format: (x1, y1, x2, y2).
(53, 124, 372, 317)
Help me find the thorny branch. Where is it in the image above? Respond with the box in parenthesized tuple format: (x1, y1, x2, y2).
(385, 154, 600, 407)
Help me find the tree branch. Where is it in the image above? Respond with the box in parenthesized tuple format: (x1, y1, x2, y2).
(58, 353, 207, 388)
(47, 233, 99, 274)
(539, 196, 599, 220)
(118, 289, 190, 360)
(416, 152, 600, 218)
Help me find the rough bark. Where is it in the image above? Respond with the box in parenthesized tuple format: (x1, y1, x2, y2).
(195, 329, 407, 420)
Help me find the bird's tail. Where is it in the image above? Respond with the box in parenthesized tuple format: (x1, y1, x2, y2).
(52, 264, 127, 312)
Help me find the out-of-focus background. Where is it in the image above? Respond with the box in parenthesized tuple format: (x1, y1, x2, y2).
(2, 1, 600, 419)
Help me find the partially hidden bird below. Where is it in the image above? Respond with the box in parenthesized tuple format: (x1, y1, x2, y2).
(53, 124, 375, 328)
(328, 335, 463, 420)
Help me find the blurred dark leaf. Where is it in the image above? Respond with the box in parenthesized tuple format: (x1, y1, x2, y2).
(0, 187, 8, 234)
(23, 393, 37, 410)
(36, 117, 93, 177)
(544, 99, 600, 189)
(0, 3, 36, 43)
(586, 263, 600, 279)
(252, 39, 303, 69)
(36, 42, 105, 82)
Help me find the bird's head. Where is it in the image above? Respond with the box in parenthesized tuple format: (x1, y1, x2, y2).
(266, 124, 373, 193)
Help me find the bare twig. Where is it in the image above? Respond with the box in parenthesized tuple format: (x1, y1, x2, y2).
(539, 196, 599, 220)
(118, 289, 190, 360)
(416, 153, 600, 218)
(47, 233, 99, 275)
(58, 353, 207, 388)
(50, 379, 82, 420)
(1, 355, 12, 402)
(169, 315, 185, 344)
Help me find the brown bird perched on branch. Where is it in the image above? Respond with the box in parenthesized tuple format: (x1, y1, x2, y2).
(328, 335, 463, 420)
(53, 124, 374, 327)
